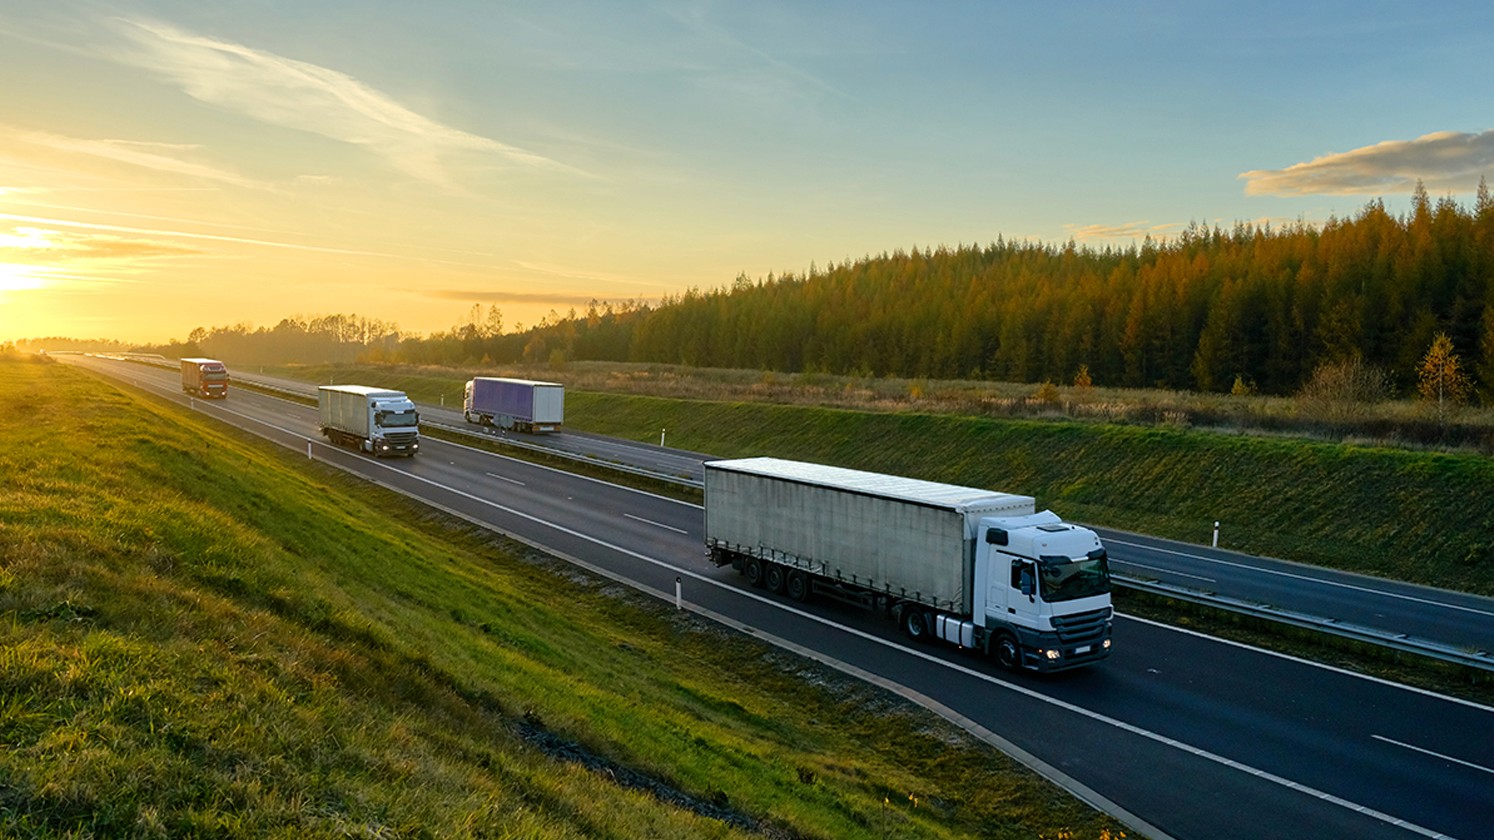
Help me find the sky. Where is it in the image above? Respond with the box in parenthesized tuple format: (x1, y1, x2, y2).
(2, 1, 1492, 346)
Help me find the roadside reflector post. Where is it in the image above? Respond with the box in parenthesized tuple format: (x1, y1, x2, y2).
(1213, 520, 1220, 548)
(307, 440, 313, 460)
(660, 428, 666, 447)
(675, 576, 682, 610)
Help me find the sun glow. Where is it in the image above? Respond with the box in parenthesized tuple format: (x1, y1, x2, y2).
(0, 263, 50, 293)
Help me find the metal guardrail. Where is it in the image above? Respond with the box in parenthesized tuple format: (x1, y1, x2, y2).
(1114, 574, 1494, 672)
(423, 420, 705, 488)
(228, 370, 1492, 671)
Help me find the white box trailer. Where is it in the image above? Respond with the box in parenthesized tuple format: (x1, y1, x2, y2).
(705, 457, 1113, 672)
(318, 385, 420, 457)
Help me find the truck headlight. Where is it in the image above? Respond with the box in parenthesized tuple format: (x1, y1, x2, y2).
(1044, 649, 1061, 660)
(1102, 638, 1112, 649)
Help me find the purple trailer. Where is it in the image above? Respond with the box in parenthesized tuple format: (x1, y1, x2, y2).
(463, 377, 564, 433)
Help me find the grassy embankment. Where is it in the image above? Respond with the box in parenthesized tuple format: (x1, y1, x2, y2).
(0, 353, 1125, 838)
(274, 362, 1494, 598)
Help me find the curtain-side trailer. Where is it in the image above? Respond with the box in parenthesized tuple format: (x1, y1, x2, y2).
(463, 377, 564, 433)
(317, 385, 420, 457)
(704, 457, 1113, 672)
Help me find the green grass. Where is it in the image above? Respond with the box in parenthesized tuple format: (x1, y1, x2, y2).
(0, 353, 1126, 839)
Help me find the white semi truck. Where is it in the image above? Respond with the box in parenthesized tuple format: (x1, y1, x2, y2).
(463, 377, 564, 433)
(318, 385, 420, 457)
(704, 457, 1113, 672)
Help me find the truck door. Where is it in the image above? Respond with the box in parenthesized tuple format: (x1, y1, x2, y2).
(1005, 557, 1042, 631)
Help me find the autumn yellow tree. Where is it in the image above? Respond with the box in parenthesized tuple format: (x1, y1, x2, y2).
(1417, 332, 1472, 426)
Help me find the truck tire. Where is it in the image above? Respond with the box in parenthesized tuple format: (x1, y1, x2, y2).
(786, 570, 810, 603)
(901, 607, 929, 642)
(993, 632, 1021, 671)
(743, 557, 765, 588)
(764, 564, 786, 594)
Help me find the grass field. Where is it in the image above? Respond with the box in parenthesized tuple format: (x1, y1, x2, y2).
(0, 352, 1126, 839)
(270, 361, 1494, 597)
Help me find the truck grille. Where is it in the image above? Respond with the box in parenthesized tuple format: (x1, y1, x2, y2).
(1051, 607, 1112, 643)
(386, 431, 419, 445)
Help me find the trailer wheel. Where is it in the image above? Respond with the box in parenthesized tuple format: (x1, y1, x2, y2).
(786, 570, 810, 603)
(901, 607, 930, 642)
(764, 564, 786, 594)
(993, 633, 1021, 671)
(743, 557, 765, 588)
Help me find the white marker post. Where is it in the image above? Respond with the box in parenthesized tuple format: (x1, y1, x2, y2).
(1212, 520, 1220, 548)
(660, 428, 666, 447)
(675, 576, 682, 610)
(307, 440, 313, 460)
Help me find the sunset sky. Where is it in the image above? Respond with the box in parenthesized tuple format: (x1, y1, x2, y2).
(3, 1, 1492, 345)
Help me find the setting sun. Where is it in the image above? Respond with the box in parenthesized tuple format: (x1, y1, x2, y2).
(0, 263, 49, 293)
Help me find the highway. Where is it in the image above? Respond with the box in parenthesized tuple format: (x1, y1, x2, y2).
(235, 365, 1494, 662)
(72, 355, 1494, 839)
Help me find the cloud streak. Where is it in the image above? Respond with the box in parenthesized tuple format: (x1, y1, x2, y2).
(425, 288, 628, 307)
(9, 127, 266, 188)
(1064, 221, 1185, 242)
(1240, 130, 1494, 196)
(111, 18, 581, 184)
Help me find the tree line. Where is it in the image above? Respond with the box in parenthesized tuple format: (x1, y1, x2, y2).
(399, 182, 1493, 399)
(125, 182, 1494, 401)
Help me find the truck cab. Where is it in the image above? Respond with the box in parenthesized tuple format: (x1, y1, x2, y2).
(368, 395, 420, 455)
(975, 511, 1113, 671)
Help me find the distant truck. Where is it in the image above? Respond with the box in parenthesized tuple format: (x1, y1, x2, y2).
(463, 377, 564, 433)
(180, 357, 229, 399)
(318, 385, 420, 457)
(704, 457, 1113, 672)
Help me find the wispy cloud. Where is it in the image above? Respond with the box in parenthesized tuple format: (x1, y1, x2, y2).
(0, 223, 201, 261)
(9, 126, 265, 189)
(1240, 130, 1494, 196)
(110, 18, 583, 185)
(425, 288, 624, 307)
(1064, 221, 1186, 242)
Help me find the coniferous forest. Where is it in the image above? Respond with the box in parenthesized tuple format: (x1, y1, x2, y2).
(163, 184, 1494, 400)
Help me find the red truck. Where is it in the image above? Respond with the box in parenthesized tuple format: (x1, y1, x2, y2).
(181, 358, 229, 399)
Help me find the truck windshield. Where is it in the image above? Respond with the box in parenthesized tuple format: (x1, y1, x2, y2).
(376, 410, 419, 428)
(202, 371, 227, 382)
(1037, 551, 1111, 602)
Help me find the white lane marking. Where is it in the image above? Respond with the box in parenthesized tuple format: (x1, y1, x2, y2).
(485, 472, 526, 486)
(1111, 559, 1215, 583)
(100, 364, 1470, 839)
(1373, 735, 1494, 776)
(624, 513, 689, 535)
(1105, 537, 1494, 618)
(1123, 613, 1494, 714)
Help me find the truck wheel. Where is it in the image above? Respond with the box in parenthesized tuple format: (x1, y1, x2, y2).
(901, 607, 929, 642)
(743, 557, 764, 587)
(786, 570, 810, 603)
(993, 633, 1021, 671)
(764, 564, 786, 594)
